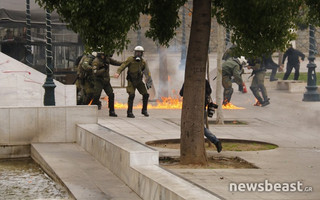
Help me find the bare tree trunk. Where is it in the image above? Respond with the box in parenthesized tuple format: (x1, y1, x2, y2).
(158, 46, 168, 98)
(216, 23, 224, 124)
(180, 0, 211, 165)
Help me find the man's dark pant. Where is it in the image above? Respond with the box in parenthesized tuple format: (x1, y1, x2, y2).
(204, 128, 219, 145)
(283, 63, 300, 80)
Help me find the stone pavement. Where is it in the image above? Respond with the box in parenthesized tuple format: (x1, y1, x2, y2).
(97, 79, 320, 200)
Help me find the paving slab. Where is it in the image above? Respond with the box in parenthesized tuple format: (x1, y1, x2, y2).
(98, 79, 320, 200)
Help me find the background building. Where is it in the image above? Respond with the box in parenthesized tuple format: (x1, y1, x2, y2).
(1, 1, 319, 85)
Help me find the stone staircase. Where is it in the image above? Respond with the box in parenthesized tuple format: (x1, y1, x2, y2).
(31, 123, 221, 200)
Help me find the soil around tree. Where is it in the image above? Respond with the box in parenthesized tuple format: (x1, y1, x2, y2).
(160, 156, 258, 169)
(147, 138, 278, 152)
(147, 139, 278, 169)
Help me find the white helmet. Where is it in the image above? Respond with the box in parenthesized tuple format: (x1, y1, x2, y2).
(91, 51, 97, 57)
(134, 46, 144, 52)
(237, 56, 248, 66)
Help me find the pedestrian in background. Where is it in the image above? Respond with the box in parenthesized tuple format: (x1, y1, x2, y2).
(281, 44, 305, 80)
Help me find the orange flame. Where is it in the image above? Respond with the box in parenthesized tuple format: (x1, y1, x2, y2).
(152, 96, 183, 109)
(113, 96, 183, 110)
(114, 102, 129, 109)
(222, 102, 245, 110)
(88, 99, 93, 105)
(112, 97, 244, 110)
(253, 98, 261, 106)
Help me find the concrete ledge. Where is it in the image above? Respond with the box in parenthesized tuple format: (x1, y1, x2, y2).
(0, 106, 98, 145)
(0, 144, 30, 159)
(77, 124, 220, 200)
(277, 80, 306, 92)
(31, 143, 141, 200)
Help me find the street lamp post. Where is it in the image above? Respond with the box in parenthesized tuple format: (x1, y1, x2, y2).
(43, 9, 56, 106)
(303, 25, 320, 101)
(26, 0, 32, 66)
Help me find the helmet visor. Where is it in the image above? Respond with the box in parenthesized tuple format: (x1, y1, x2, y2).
(134, 51, 143, 57)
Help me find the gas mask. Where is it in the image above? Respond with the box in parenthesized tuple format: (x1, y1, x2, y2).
(134, 51, 143, 62)
(135, 56, 141, 61)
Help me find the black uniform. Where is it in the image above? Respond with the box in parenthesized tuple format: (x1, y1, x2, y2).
(282, 47, 305, 80)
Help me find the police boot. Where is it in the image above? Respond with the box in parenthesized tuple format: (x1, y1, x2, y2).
(222, 98, 229, 106)
(250, 86, 263, 106)
(261, 95, 270, 107)
(127, 94, 135, 118)
(223, 88, 233, 105)
(223, 95, 232, 106)
(260, 87, 270, 107)
(253, 96, 264, 106)
(108, 93, 117, 117)
(142, 94, 149, 117)
(261, 99, 270, 107)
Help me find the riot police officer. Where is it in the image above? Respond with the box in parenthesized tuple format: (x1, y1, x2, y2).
(77, 53, 96, 105)
(92, 52, 122, 116)
(114, 46, 153, 118)
(222, 56, 247, 105)
(248, 58, 270, 106)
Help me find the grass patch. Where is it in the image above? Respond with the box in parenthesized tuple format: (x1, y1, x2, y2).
(266, 72, 320, 85)
(215, 141, 277, 152)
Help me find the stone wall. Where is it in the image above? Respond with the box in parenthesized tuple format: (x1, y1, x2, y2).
(0, 106, 97, 145)
(0, 52, 76, 107)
